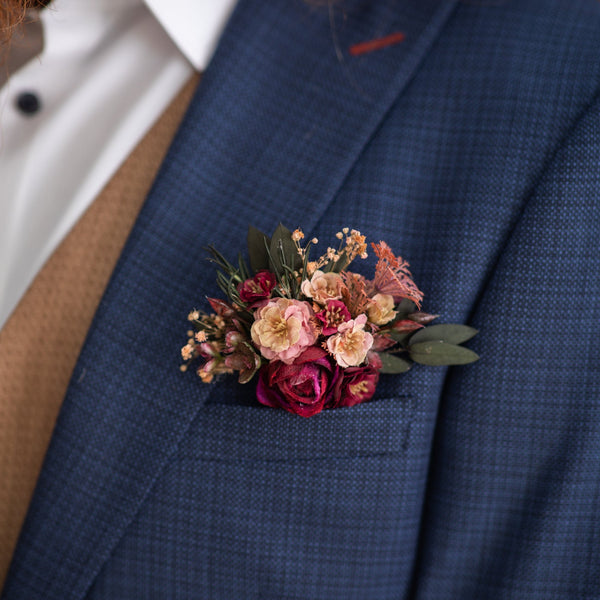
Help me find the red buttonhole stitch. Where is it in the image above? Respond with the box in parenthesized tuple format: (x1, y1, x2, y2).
(349, 31, 406, 56)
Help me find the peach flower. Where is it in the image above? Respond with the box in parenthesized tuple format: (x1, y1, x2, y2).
(366, 293, 397, 325)
(326, 314, 373, 367)
(251, 298, 317, 364)
(301, 270, 344, 304)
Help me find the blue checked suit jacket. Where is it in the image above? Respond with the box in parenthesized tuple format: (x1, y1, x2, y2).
(3, 0, 599, 598)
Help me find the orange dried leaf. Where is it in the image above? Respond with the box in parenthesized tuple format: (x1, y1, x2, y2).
(371, 242, 424, 308)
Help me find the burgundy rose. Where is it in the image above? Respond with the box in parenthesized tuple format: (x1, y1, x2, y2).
(237, 270, 277, 305)
(332, 356, 381, 408)
(256, 347, 342, 417)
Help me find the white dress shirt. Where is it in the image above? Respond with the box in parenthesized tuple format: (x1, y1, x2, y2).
(0, 0, 237, 330)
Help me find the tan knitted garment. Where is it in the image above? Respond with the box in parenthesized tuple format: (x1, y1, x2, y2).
(0, 73, 200, 586)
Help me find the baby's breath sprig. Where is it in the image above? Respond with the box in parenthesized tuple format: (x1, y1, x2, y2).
(304, 227, 369, 275)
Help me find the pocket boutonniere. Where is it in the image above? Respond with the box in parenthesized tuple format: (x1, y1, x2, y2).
(181, 225, 478, 417)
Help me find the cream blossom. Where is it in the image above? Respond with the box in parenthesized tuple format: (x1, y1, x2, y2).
(327, 314, 373, 368)
(301, 270, 344, 304)
(251, 298, 317, 364)
(367, 293, 397, 325)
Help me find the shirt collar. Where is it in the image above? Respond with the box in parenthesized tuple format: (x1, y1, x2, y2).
(143, 0, 238, 70)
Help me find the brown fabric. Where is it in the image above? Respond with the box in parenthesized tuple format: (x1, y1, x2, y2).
(0, 11, 44, 89)
(0, 72, 200, 586)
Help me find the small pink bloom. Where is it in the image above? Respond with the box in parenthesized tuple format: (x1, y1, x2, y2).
(225, 330, 244, 349)
(237, 270, 277, 305)
(198, 341, 221, 359)
(256, 347, 342, 417)
(327, 314, 374, 367)
(316, 300, 351, 335)
(301, 270, 344, 304)
(251, 298, 317, 364)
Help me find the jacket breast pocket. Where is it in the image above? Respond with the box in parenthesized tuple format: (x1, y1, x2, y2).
(95, 398, 423, 600)
(190, 395, 414, 461)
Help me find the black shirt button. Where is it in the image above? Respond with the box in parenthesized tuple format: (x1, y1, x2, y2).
(16, 92, 41, 115)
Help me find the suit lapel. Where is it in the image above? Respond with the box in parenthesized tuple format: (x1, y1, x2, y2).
(3, 1, 458, 598)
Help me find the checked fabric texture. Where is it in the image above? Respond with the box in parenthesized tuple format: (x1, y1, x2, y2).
(2, 1, 599, 598)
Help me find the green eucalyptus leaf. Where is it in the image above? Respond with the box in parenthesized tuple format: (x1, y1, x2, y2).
(410, 323, 478, 345)
(377, 352, 412, 374)
(409, 341, 479, 366)
(247, 226, 271, 274)
(395, 298, 417, 319)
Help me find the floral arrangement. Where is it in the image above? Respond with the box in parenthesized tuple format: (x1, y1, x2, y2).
(181, 225, 478, 417)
